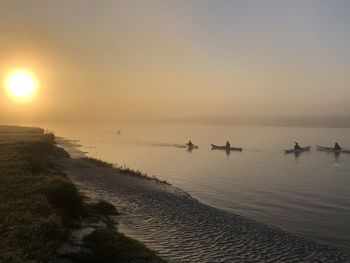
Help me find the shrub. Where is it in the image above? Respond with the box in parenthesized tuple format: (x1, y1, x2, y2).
(42, 178, 86, 224)
(88, 200, 119, 216)
(71, 228, 166, 263)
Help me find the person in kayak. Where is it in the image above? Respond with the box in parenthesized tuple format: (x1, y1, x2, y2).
(334, 142, 342, 150)
(226, 141, 231, 148)
(294, 142, 301, 150)
(186, 140, 194, 148)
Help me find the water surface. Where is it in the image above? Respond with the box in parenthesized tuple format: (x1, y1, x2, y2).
(49, 123, 350, 251)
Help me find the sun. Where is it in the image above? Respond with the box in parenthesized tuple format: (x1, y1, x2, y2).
(5, 69, 39, 103)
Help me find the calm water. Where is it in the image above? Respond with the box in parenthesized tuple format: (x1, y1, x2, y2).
(48, 123, 350, 251)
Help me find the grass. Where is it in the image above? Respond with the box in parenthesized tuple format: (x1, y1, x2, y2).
(0, 127, 85, 262)
(87, 200, 120, 216)
(81, 157, 170, 185)
(81, 157, 114, 168)
(70, 228, 166, 263)
(0, 125, 166, 263)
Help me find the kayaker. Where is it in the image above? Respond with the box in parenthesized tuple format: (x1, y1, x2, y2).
(334, 142, 342, 150)
(186, 140, 194, 147)
(226, 141, 231, 148)
(294, 142, 301, 150)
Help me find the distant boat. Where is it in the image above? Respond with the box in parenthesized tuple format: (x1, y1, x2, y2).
(175, 144, 199, 149)
(211, 144, 242, 152)
(317, 146, 350, 153)
(284, 146, 311, 154)
(187, 144, 199, 149)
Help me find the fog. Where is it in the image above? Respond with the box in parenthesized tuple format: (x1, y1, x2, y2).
(1, 0, 350, 125)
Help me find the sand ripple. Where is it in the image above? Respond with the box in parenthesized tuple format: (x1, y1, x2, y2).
(59, 159, 350, 262)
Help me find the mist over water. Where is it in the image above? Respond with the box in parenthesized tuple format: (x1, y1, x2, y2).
(49, 123, 350, 252)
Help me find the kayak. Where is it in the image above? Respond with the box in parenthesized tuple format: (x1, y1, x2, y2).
(211, 144, 242, 151)
(175, 144, 198, 149)
(284, 146, 311, 154)
(317, 146, 350, 153)
(187, 144, 199, 149)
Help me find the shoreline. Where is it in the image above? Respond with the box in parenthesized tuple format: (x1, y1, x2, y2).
(58, 137, 350, 262)
(1, 125, 349, 262)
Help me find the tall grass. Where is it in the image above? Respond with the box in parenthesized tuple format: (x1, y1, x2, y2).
(0, 126, 166, 262)
(81, 157, 169, 185)
(0, 128, 85, 262)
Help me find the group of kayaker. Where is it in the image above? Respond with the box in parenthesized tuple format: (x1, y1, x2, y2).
(294, 142, 341, 151)
(186, 140, 343, 152)
(186, 140, 231, 148)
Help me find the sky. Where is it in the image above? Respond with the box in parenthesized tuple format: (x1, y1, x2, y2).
(0, 0, 350, 123)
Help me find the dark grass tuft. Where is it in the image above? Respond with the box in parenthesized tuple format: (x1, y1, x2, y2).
(26, 156, 49, 174)
(87, 200, 120, 216)
(42, 178, 86, 225)
(116, 165, 170, 185)
(81, 157, 114, 168)
(70, 228, 166, 263)
(80, 157, 169, 185)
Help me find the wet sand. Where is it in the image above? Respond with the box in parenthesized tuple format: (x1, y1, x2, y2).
(56, 153, 350, 262)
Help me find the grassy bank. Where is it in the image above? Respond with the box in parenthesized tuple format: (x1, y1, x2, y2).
(0, 126, 165, 263)
(82, 157, 170, 185)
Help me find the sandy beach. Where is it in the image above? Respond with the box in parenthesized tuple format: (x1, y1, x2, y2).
(56, 140, 350, 262)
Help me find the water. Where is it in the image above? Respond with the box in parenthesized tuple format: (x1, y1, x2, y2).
(48, 123, 350, 252)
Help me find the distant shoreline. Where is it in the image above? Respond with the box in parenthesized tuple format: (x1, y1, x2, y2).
(3, 116, 350, 128)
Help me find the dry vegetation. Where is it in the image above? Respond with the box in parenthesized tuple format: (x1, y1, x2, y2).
(0, 126, 165, 263)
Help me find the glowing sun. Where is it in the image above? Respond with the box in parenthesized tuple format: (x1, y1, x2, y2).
(5, 69, 39, 103)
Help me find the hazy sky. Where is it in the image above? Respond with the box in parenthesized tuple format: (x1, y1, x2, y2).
(0, 0, 350, 122)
